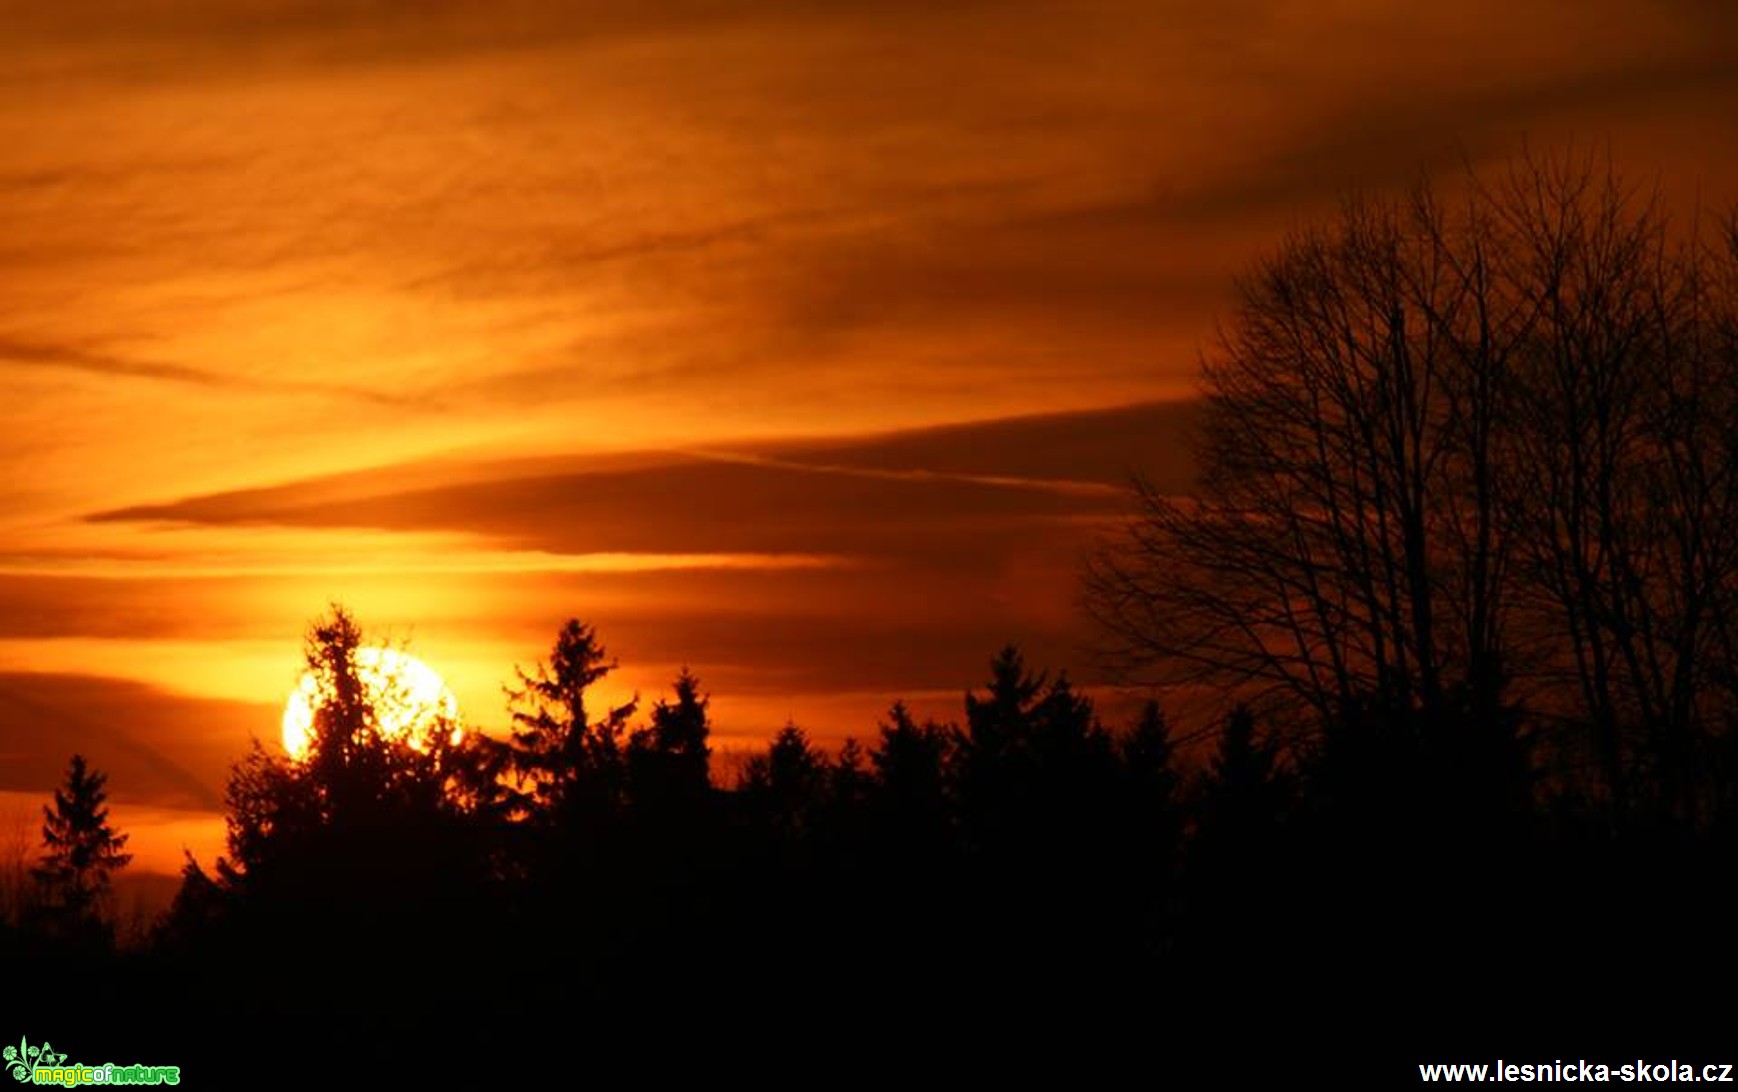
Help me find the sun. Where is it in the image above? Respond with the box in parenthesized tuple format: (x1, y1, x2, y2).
(281, 646, 461, 760)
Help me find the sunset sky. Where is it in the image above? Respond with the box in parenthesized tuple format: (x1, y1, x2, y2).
(3, 0, 1736, 874)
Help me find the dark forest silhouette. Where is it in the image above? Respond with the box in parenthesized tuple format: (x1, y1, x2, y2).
(6, 150, 1737, 1078)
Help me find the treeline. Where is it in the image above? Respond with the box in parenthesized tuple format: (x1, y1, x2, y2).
(7, 605, 1732, 1070)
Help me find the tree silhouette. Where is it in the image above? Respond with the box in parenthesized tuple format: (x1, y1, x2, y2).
(739, 722, 829, 839)
(223, 606, 482, 874)
(1181, 706, 1298, 986)
(957, 646, 1116, 863)
(828, 737, 870, 817)
(179, 606, 507, 1060)
(956, 645, 1047, 857)
(1083, 148, 1738, 827)
(1195, 706, 1292, 849)
(506, 619, 637, 830)
(1084, 178, 1517, 732)
(1115, 700, 1182, 891)
(1121, 701, 1178, 816)
(869, 701, 955, 851)
(152, 853, 229, 954)
(1493, 163, 1738, 826)
(31, 754, 132, 944)
(627, 667, 713, 817)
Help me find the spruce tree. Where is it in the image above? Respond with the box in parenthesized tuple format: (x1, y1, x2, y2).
(33, 754, 132, 933)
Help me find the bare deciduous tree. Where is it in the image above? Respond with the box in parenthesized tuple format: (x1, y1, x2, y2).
(1086, 149, 1738, 824)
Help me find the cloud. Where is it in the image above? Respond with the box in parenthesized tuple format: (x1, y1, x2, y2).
(0, 673, 273, 810)
(86, 401, 1196, 556)
(765, 399, 1199, 487)
(1153, 58, 1738, 228)
(0, 337, 428, 407)
(0, 0, 1022, 92)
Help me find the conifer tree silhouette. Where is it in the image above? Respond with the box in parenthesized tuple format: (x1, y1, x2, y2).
(628, 666, 713, 818)
(31, 754, 131, 945)
(506, 619, 637, 830)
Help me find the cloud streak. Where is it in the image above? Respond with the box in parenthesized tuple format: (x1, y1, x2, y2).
(0, 337, 434, 408)
(0, 673, 266, 810)
(84, 403, 1194, 562)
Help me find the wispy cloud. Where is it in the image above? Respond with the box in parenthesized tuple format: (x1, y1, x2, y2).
(0, 336, 433, 408)
(81, 403, 1188, 564)
(680, 450, 1129, 499)
(0, 547, 849, 580)
(0, 673, 259, 810)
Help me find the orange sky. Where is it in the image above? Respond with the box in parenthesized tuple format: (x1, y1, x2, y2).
(3, 0, 1737, 875)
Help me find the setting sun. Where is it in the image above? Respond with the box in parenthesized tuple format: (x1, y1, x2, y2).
(280, 647, 461, 760)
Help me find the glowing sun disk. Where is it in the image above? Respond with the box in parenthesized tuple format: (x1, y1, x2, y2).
(281, 647, 460, 760)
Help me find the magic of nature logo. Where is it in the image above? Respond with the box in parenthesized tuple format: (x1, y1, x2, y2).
(5, 1037, 179, 1087)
